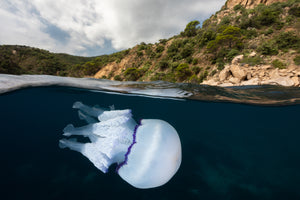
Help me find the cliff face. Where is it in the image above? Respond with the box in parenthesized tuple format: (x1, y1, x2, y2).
(225, 0, 288, 9)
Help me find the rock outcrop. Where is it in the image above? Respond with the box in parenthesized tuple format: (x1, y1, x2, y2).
(225, 0, 288, 9)
(202, 55, 300, 87)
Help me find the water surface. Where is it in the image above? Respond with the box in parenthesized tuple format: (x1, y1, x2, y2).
(1, 86, 300, 200)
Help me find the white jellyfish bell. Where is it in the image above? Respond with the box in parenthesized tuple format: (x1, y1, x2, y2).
(59, 102, 182, 189)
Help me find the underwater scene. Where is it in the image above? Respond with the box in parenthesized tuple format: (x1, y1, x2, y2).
(1, 75, 300, 200)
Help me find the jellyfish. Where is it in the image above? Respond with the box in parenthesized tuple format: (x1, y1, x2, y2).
(59, 102, 182, 189)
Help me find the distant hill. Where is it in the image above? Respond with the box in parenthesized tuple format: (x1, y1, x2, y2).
(0, 45, 95, 77)
(1, 0, 300, 87)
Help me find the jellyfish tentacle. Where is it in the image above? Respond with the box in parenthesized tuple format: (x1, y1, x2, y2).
(59, 139, 110, 173)
(59, 138, 84, 152)
(73, 101, 105, 118)
(63, 124, 93, 137)
(78, 110, 98, 124)
(63, 123, 100, 143)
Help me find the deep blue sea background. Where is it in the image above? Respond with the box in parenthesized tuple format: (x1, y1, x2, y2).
(1, 86, 300, 200)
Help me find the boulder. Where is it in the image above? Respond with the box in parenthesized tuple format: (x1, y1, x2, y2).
(262, 65, 272, 70)
(240, 78, 260, 86)
(231, 55, 244, 64)
(229, 77, 240, 84)
(262, 77, 295, 87)
(219, 66, 231, 81)
(269, 68, 281, 79)
(202, 79, 219, 86)
(230, 65, 246, 81)
(249, 52, 256, 57)
(259, 71, 266, 77)
(292, 77, 300, 86)
(246, 72, 252, 80)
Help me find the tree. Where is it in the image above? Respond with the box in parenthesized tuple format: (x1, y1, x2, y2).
(207, 26, 243, 51)
(183, 20, 200, 37)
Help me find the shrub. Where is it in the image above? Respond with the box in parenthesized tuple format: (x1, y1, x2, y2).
(199, 30, 216, 47)
(156, 45, 165, 53)
(175, 63, 192, 81)
(264, 28, 274, 35)
(192, 58, 198, 65)
(137, 44, 146, 51)
(234, 4, 244, 11)
(294, 55, 300, 65)
(145, 48, 153, 56)
(219, 16, 231, 26)
(245, 28, 258, 38)
(180, 44, 194, 58)
(159, 39, 168, 44)
(189, 75, 200, 84)
(114, 75, 122, 81)
(137, 51, 143, 57)
(199, 70, 209, 82)
(186, 57, 193, 64)
(167, 40, 183, 59)
(272, 59, 286, 69)
(289, 6, 300, 17)
(192, 66, 201, 74)
(257, 8, 280, 26)
(140, 63, 151, 73)
(157, 59, 169, 70)
(182, 20, 200, 37)
(150, 72, 175, 82)
(227, 49, 240, 61)
(241, 56, 263, 66)
(210, 69, 217, 76)
(217, 62, 225, 70)
(258, 41, 278, 55)
(171, 62, 179, 70)
(124, 67, 141, 81)
(275, 31, 300, 50)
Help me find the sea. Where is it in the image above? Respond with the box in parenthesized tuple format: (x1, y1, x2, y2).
(0, 74, 300, 200)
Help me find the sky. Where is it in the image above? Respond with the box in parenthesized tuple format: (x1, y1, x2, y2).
(0, 0, 226, 57)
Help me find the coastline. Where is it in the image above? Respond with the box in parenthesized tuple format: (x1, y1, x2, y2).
(201, 54, 300, 87)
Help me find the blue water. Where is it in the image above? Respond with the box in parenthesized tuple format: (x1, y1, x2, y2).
(1, 86, 300, 200)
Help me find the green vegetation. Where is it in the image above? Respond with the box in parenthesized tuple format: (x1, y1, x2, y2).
(275, 31, 300, 50)
(242, 56, 264, 66)
(123, 67, 142, 81)
(272, 59, 286, 69)
(0, 45, 93, 76)
(1, 0, 300, 84)
(294, 55, 300, 65)
(175, 63, 192, 81)
(258, 41, 279, 55)
(182, 20, 200, 37)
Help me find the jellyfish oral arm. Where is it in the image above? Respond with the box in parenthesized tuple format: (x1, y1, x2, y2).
(59, 102, 137, 173)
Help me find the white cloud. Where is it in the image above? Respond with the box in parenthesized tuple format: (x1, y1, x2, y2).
(0, 0, 226, 56)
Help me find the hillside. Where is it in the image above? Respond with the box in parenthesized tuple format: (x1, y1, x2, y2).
(0, 45, 95, 77)
(90, 0, 300, 86)
(1, 0, 300, 87)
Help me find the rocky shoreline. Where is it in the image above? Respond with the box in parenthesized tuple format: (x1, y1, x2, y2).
(202, 54, 300, 87)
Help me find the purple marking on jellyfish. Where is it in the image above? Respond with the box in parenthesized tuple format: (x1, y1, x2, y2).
(116, 121, 141, 173)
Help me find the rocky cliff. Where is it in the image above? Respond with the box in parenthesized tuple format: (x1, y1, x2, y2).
(225, 0, 288, 9)
(90, 0, 300, 87)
